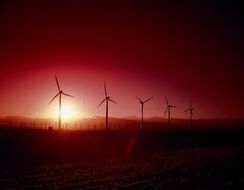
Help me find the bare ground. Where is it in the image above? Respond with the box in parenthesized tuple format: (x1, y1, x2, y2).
(0, 129, 244, 189)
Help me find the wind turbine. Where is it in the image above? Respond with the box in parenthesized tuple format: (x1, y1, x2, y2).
(136, 96, 153, 130)
(164, 96, 176, 128)
(49, 75, 74, 130)
(184, 102, 195, 129)
(98, 83, 117, 130)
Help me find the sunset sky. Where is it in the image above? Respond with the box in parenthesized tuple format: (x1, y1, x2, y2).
(0, 0, 243, 119)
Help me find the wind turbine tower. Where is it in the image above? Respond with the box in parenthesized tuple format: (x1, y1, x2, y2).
(164, 96, 176, 128)
(136, 96, 153, 130)
(98, 83, 117, 130)
(184, 102, 195, 128)
(49, 75, 74, 130)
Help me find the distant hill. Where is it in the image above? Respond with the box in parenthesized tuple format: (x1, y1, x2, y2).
(0, 115, 244, 130)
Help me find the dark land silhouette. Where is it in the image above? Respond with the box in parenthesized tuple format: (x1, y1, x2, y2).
(0, 118, 244, 189)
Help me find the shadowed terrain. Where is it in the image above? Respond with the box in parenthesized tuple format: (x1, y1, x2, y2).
(0, 128, 244, 189)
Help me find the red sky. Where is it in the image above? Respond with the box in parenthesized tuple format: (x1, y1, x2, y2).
(0, 0, 243, 119)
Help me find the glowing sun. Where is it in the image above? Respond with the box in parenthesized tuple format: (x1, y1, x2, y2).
(47, 101, 83, 121)
(61, 105, 73, 120)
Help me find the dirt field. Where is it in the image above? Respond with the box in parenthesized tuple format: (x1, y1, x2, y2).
(0, 128, 244, 189)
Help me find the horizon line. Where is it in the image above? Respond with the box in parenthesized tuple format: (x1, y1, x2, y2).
(0, 115, 244, 121)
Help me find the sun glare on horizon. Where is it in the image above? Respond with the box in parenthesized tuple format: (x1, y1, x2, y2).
(47, 101, 83, 122)
(61, 105, 73, 120)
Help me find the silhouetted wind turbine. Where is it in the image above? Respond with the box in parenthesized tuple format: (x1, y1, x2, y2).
(49, 75, 74, 130)
(136, 96, 153, 130)
(184, 102, 195, 128)
(98, 83, 117, 130)
(164, 96, 176, 128)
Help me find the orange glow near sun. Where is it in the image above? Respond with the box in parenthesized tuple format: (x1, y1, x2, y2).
(46, 101, 83, 122)
(61, 105, 73, 120)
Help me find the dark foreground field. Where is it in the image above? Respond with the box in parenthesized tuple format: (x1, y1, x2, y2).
(0, 128, 244, 189)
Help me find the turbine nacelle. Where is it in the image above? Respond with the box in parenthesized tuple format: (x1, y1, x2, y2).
(49, 75, 74, 130)
(98, 83, 117, 107)
(136, 96, 153, 130)
(98, 83, 117, 130)
(136, 96, 153, 105)
(164, 96, 176, 118)
(185, 101, 195, 128)
(185, 102, 195, 118)
(185, 105, 194, 112)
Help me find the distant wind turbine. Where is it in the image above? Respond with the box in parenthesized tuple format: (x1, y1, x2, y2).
(98, 83, 117, 130)
(164, 96, 176, 128)
(184, 102, 195, 128)
(49, 75, 74, 130)
(136, 96, 153, 130)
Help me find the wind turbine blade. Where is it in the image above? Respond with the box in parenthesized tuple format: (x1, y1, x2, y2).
(98, 98, 106, 107)
(165, 96, 169, 106)
(49, 93, 60, 105)
(144, 97, 153, 103)
(55, 75, 61, 91)
(184, 109, 190, 112)
(104, 83, 107, 97)
(136, 96, 142, 102)
(164, 108, 169, 118)
(62, 92, 75, 98)
(192, 112, 195, 117)
(109, 99, 117, 104)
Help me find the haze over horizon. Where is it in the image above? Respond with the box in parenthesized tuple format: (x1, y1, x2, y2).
(0, 0, 243, 119)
